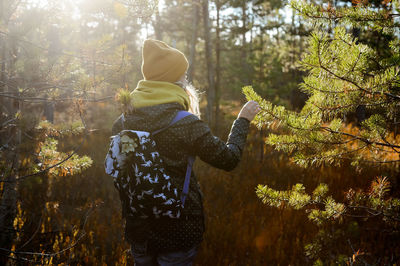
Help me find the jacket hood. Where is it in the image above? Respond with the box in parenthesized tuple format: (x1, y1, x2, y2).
(120, 103, 184, 134)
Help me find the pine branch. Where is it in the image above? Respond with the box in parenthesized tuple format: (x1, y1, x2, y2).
(315, 40, 400, 102)
(291, 1, 400, 29)
(0, 93, 113, 103)
(320, 126, 400, 150)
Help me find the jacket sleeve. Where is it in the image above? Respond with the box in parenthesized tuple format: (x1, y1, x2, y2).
(185, 117, 250, 171)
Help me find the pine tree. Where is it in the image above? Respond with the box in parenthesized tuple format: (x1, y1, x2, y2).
(244, 0, 400, 264)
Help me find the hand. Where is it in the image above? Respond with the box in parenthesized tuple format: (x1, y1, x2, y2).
(238, 100, 261, 122)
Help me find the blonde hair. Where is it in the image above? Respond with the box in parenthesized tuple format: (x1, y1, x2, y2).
(175, 78, 201, 118)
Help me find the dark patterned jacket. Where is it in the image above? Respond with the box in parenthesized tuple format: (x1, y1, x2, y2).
(111, 102, 250, 253)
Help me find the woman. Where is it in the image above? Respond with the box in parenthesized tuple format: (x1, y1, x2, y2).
(111, 39, 260, 265)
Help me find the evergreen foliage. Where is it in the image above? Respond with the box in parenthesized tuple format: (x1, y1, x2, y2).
(243, 19, 400, 167)
(34, 121, 93, 177)
(245, 0, 400, 263)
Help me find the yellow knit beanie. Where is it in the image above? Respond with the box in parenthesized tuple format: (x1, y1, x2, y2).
(141, 39, 189, 83)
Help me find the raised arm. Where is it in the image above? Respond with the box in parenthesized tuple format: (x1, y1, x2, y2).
(185, 101, 261, 171)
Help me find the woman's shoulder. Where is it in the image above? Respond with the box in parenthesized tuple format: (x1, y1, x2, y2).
(111, 103, 207, 136)
(169, 112, 211, 142)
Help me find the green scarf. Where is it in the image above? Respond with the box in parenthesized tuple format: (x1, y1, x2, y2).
(131, 80, 190, 110)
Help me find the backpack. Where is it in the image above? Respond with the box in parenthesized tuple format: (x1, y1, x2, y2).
(104, 111, 195, 220)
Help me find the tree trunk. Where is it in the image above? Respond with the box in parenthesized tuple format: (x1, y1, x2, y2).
(0, 38, 6, 112)
(0, 34, 19, 266)
(350, 2, 365, 125)
(44, 25, 60, 123)
(0, 0, 7, 111)
(214, 0, 221, 134)
(153, 8, 163, 40)
(187, 1, 200, 82)
(0, 152, 18, 265)
(202, 0, 215, 126)
(241, 1, 250, 85)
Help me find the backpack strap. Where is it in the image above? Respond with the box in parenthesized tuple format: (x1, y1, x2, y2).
(152, 110, 192, 135)
(152, 110, 195, 208)
(181, 155, 195, 206)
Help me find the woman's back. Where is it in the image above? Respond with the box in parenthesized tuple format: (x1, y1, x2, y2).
(112, 102, 205, 253)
